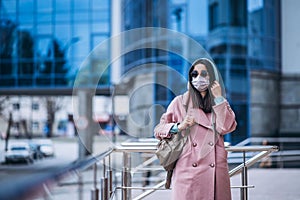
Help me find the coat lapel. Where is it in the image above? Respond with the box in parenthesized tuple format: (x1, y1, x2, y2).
(193, 109, 212, 129)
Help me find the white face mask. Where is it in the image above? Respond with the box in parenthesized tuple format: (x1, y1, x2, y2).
(191, 76, 210, 92)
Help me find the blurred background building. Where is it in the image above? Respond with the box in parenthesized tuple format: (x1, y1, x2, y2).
(0, 0, 112, 138)
(0, 0, 299, 145)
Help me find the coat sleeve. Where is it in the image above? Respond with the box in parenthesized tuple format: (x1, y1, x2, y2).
(212, 100, 237, 135)
(154, 96, 181, 139)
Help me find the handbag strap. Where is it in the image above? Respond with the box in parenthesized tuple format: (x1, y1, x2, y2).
(180, 94, 191, 136)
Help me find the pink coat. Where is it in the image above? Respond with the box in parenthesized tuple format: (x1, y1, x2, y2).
(154, 92, 237, 200)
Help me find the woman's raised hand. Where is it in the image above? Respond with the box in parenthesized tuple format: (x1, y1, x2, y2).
(210, 80, 222, 98)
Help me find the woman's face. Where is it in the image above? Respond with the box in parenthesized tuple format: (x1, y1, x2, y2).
(190, 63, 210, 81)
(190, 63, 211, 92)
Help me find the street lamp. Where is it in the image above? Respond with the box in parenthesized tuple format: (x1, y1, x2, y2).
(63, 37, 80, 52)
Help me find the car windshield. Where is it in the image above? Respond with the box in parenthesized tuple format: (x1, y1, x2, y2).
(11, 147, 27, 151)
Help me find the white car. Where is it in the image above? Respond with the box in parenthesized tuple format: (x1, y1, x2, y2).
(35, 139, 55, 157)
(5, 142, 34, 164)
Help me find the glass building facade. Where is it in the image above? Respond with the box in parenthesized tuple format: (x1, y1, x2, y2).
(207, 0, 281, 144)
(0, 0, 111, 89)
(120, 0, 210, 138)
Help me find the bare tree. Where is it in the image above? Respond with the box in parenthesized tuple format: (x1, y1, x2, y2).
(0, 96, 10, 121)
(42, 96, 66, 137)
(0, 96, 10, 139)
(0, 96, 11, 149)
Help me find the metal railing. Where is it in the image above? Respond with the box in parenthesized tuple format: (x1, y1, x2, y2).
(0, 139, 278, 200)
(235, 137, 300, 168)
(117, 140, 278, 200)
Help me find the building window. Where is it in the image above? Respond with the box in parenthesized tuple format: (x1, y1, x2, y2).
(32, 103, 39, 110)
(230, 68, 247, 102)
(231, 58, 246, 67)
(231, 104, 248, 144)
(209, 3, 219, 31)
(13, 103, 20, 110)
(211, 44, 227, 55)
(32, 121, 39, 130)
(229, 0, 247, 27)
(1, 0, 111, 89)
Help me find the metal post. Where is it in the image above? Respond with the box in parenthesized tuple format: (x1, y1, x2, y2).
(241, 151, 248, 200)
(91, 163, 99, 200)
(108, 155, 113, 197)
(101, 157, 109, 200)
(101, 177, 108, 200)
(122, 152, 131, 200)
(108, 170, 113, 197)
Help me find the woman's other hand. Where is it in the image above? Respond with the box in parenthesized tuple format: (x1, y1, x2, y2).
(178, 115, 195, 131)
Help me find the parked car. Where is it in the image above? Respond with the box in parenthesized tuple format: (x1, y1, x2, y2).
(5, 142, 34, 164)
(35, 139, 55, 157)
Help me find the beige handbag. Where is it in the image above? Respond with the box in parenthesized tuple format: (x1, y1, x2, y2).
(155, 95, 190, 188)
(155, 129, 188, 171)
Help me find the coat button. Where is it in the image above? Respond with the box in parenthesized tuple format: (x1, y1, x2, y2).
(208, 142, 214, 146)
(192, 142, 197, 147)
(210, 163, 215, 168)
(192, 163, 197, 167)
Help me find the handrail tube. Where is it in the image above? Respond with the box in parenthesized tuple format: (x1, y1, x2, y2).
(0, 148, 114, 200)
(235, 137, 300, 147)
(114, 146, 157, 153)
(131, 155, 158, 174)
(115, 144, 278, 153)
(229, 150, 272, 177)
(226, 145, 279, 152)
(132, 181, 167, 200)
(119, 186, 168, 190)
(231, 186, 255, 189)
(75, 148, 114, 172)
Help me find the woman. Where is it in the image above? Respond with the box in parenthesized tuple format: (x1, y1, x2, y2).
(154, 58, 237, 200)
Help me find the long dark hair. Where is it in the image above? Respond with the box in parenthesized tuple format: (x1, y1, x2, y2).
(188, 58, 217, 113)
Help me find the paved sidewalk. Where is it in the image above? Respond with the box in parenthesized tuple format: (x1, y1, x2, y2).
(230, 168, 300, 200)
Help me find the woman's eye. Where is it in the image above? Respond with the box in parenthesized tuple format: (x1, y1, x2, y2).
(200, 70, 208, 77)
(191, 71, 198, 78)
